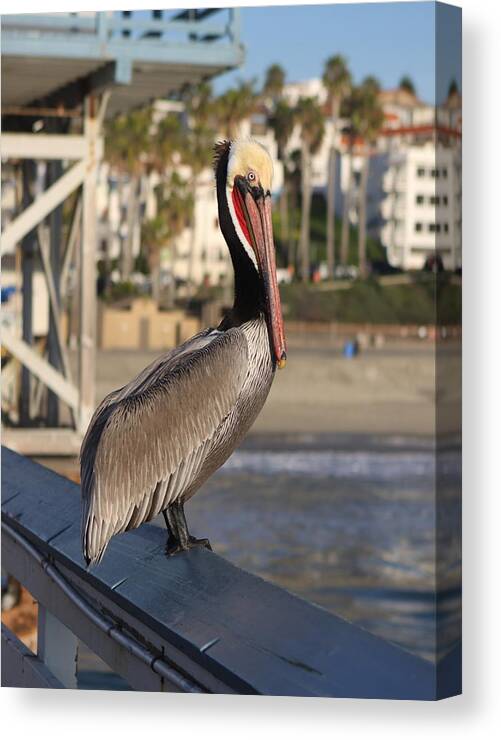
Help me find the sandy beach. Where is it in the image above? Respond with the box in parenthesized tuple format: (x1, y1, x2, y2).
(95, 337, 460, 440)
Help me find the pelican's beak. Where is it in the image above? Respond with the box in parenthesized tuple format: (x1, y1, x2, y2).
(234, 177, 287, 369)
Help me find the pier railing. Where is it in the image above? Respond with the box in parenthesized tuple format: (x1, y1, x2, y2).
(1, 447, 459, 697)
(1, 9, 241, 48)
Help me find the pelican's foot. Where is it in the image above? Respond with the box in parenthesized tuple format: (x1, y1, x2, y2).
(164, 536, 212, 557)
(188, 536, 212, 552)
(165, 540, 188, 557)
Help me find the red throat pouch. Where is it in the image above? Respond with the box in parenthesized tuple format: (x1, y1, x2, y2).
(232, 188, 252, 246)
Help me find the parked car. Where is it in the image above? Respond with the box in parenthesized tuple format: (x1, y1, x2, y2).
(276, 268, 293, 285)
(334, 265, 359, 280)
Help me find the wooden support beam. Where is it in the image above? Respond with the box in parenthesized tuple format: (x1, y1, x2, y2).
(1, 625, 64, 690)
(37, 226, 73, 384)
(61, 195, 82, 299)
(36, 227, 76, 431)
(78, 96, 99, 433)
(2, 330, 79, 413)
(19, 159, 36, 425)
(47, 158, 64, 426)
(1, 428, 82, 456)
(1, 133, 88, 161)
(1, 160, 86, 255)
(38, 606, 78, 689)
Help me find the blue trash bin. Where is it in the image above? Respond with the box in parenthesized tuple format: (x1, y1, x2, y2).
(343, 340, 358, 358)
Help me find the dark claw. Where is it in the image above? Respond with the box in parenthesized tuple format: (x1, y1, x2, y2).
(165, 540, 188, 557)
(189, 536, 212, 551)
(164, 536, 212, 557)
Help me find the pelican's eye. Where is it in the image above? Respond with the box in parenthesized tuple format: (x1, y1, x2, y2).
(247, 170, 257, 183)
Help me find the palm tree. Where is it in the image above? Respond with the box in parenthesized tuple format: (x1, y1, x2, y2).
(181, 125, 215, 295)
(322, 55, 351, 279)
(399, 75, 416, 95)
(178, 83, 218, 296)
(339, 79, 379, 267)
(151, 110, 184, 172)
(214, 80, 256, 139)
(448, 79, 459, 98)
(183, 81, 215, 129)
(295, 97, 325, 282)
(141, 214, 169, 304)
(263, 64, 286, 103)
(350, 78, 384, 278)
(105, 107, 152, 280)
(339, 95, 356, 267)
(142, 172, 193, 305)
(268, 99, 295, 261)
(287, 149, 302, 275)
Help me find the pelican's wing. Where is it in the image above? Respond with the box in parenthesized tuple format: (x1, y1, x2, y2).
(80, 329, 248, 564)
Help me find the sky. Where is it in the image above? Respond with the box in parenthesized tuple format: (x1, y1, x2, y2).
(211, 2, 461, 105)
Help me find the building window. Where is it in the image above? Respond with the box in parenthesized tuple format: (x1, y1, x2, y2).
(444, 223, 449, 233)
(442, 168, 448, 177)
(431, 168, 439, 178)
(415, 222, 423, 232)
(428, 223, 441, 233)
(416, 195, 424, 204)
(430, 196, 439, 205)
(443, 195, 449, 206)
(417, 167, 426, 177)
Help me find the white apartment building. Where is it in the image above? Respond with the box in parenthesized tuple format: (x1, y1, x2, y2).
(281, 80, 461, 271)
(381, 142, 462, 270)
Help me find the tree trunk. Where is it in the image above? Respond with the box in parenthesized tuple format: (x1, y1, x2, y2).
(122, 175, 139, 280)
(166, 244, 176, 310)
(358, 153, 370, 279)
(151, 263, 161, 304)
(186, 180, 198, 299)
(288, 179, 297, 275)
(299, 143, 311, 282)
(340, 147, 354, 265)
(146, 246, 161, 305)
(326, 147, 337, 278)
(326, 101, 340, 279)
(279, 180, 289, 266)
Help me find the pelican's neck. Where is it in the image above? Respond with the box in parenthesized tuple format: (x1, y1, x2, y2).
(227, 241, 263, 325)
(216, 162, 264, 329)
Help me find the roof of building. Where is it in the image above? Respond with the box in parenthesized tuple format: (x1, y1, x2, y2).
(378, 87, 427, 109)
(1, 10, 243, 119)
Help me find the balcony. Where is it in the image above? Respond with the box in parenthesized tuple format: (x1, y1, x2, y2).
(1, 9, 243, 118)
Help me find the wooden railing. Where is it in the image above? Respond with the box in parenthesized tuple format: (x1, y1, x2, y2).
(1, 447, 460, 697)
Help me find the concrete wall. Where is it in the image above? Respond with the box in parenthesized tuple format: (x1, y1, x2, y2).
(99, 298, 200, 351)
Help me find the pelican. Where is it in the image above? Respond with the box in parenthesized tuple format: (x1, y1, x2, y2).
(81, 139, 286, 565)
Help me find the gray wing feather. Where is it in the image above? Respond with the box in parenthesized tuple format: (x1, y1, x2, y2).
(81, 329, 248, 564)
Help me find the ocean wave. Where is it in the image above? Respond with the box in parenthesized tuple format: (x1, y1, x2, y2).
(221, 450, 460, 481)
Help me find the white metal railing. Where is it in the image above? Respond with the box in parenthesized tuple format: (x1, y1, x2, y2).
(1, 9, 238, 45)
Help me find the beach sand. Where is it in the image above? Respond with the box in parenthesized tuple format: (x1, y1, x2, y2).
(95, 338, 460, 439)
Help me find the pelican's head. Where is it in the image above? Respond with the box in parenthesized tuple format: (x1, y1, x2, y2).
(214, 139, 286, 369)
